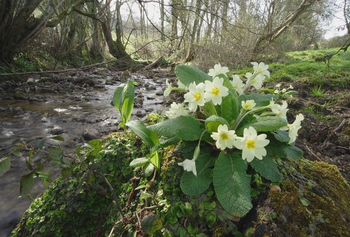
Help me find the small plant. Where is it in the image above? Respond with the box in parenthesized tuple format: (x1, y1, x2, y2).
(116, 62, 304, 218)
(310, 86, 325, 97)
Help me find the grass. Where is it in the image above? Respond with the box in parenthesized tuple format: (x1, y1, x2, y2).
(310, 86, 326, 97)
(268, 48, 350, 87)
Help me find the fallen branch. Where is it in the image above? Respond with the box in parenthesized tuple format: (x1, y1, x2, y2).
(322, 119, 348, 148)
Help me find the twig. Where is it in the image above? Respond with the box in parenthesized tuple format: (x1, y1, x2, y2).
(305, 145, 322, 161)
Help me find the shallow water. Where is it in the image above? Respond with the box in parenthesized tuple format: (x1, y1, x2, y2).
(0, 73, 167, 236)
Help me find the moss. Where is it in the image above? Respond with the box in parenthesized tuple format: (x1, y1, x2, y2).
(258, 159, 350, 237)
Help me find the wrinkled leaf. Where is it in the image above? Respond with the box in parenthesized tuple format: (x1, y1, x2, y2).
(221, 94, 240, 123)
(205, 115, 229, 134)
(144, 163, 155, 177)
(250, 156, 283, 182)
(237, 116, 287, 134)
(175, 65, 211, 85)
(272, 130, 290, 143)
(148, 116, 202, 141)
(126, 120, 159, 146)
(180, 152, 214, 196)
(239, 93, 278, 106)
(213, 152, 252, 217)
(283, 144, 303, 161)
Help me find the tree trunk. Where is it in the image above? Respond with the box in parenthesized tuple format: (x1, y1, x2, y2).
(252, 0, 317, 57)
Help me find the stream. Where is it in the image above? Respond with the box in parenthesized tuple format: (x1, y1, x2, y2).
(0, 69, 171, 236)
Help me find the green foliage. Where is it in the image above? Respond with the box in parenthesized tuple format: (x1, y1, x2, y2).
(213, 152, 252, 217)
(113, 80, 135, 127)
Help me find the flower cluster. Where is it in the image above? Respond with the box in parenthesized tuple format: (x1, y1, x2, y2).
(165, 63, 304, 176)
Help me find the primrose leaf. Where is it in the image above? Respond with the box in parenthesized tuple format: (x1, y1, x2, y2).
(175, 65, 211, 85)
(180, 152, 214, 196)
(20, 172, 35, 196)
(283, 144, 303, 161)
(148, 116, 202, 141)
(221, 95, 240, 124)
(250, 156, 283, 182)
(0, 156, 11, 177)
(239, 93, 278, 106)
(126, 120, 159, 146)
(272, 130, 290, 143)
(205, 115, 229, 134)
(213, 152, 252, 217)
(237, 116, 287, 134)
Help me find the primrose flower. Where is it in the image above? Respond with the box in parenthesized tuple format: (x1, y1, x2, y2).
(245, 73, 265, 90)
(164, 79, 174, 97)
(184, 82, 206, 111)
(204, 77, 229, 105)
(269, 100, 289, 120)
(288, 114, 304, 144)
(241, 100, 256, 111)
(231, 75, 245, 95)
(165, 102, 190, 119)
(178, 159, 197, 176)
(211, 124, 237, 150)
(251, 62, 270, 78)
(208, 63, 229, 77)
(234, 127, 270, 162)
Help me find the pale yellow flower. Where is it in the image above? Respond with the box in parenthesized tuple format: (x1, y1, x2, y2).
(234, 127, 270, 162)
(288, 114, 304, 144)
(211, 124, 237, 150)
(204, 77, 229, 105)
(241, 100, 256, 110)
(184, 82, 206, 111)
(178, 159, 197, 176)
(165, 102, 190, 119)
(208, 63, 229, 77)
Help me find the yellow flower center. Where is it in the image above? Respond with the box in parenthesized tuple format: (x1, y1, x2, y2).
(220, 132, 228, 140)
(212, 87, 220, 96)
(246, 139, 255, 149)
(194, 92, 201, 101)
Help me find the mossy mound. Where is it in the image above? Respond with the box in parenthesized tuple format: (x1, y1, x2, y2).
(255, 159, 350, 237)
(11, 132, 350, 236)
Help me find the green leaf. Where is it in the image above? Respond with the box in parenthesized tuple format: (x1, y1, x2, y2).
(47, 147, 64, 165)
(50, 136, 64, 141)
(121, 80, 135, 125)
(130, 157, 149, 168)
(112, 83, 125, 111)
(250, 156, 283, 182)
(175, 65, 211, 85)
(88, 139, 102, 157)
(141, 214, 163, 235)
(283, 144, 303, 161)
(150, 150, 160, 169)
(0, 156, 11, 177)
(205, 115, 229, 134)
(237, 116, 287, 134)
(144, 163, 155, 177)
(239, 93, 278, 106)
(20, 172, 35, 196)
(272, 130, 290, 143)
(148, 116, 202, 141)
(213, 152, 252, 217)
(113, 80, 135, 125)
(221, 94, 240, 123)
(180, 152, 214, 196)
(126, 120, 159, 146)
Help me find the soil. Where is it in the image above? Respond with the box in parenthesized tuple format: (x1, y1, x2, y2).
(273, 80, 350, 183)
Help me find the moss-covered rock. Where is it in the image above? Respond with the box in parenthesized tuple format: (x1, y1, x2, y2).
(253, 159, 350, 237)
(11, 132, 350, 237)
